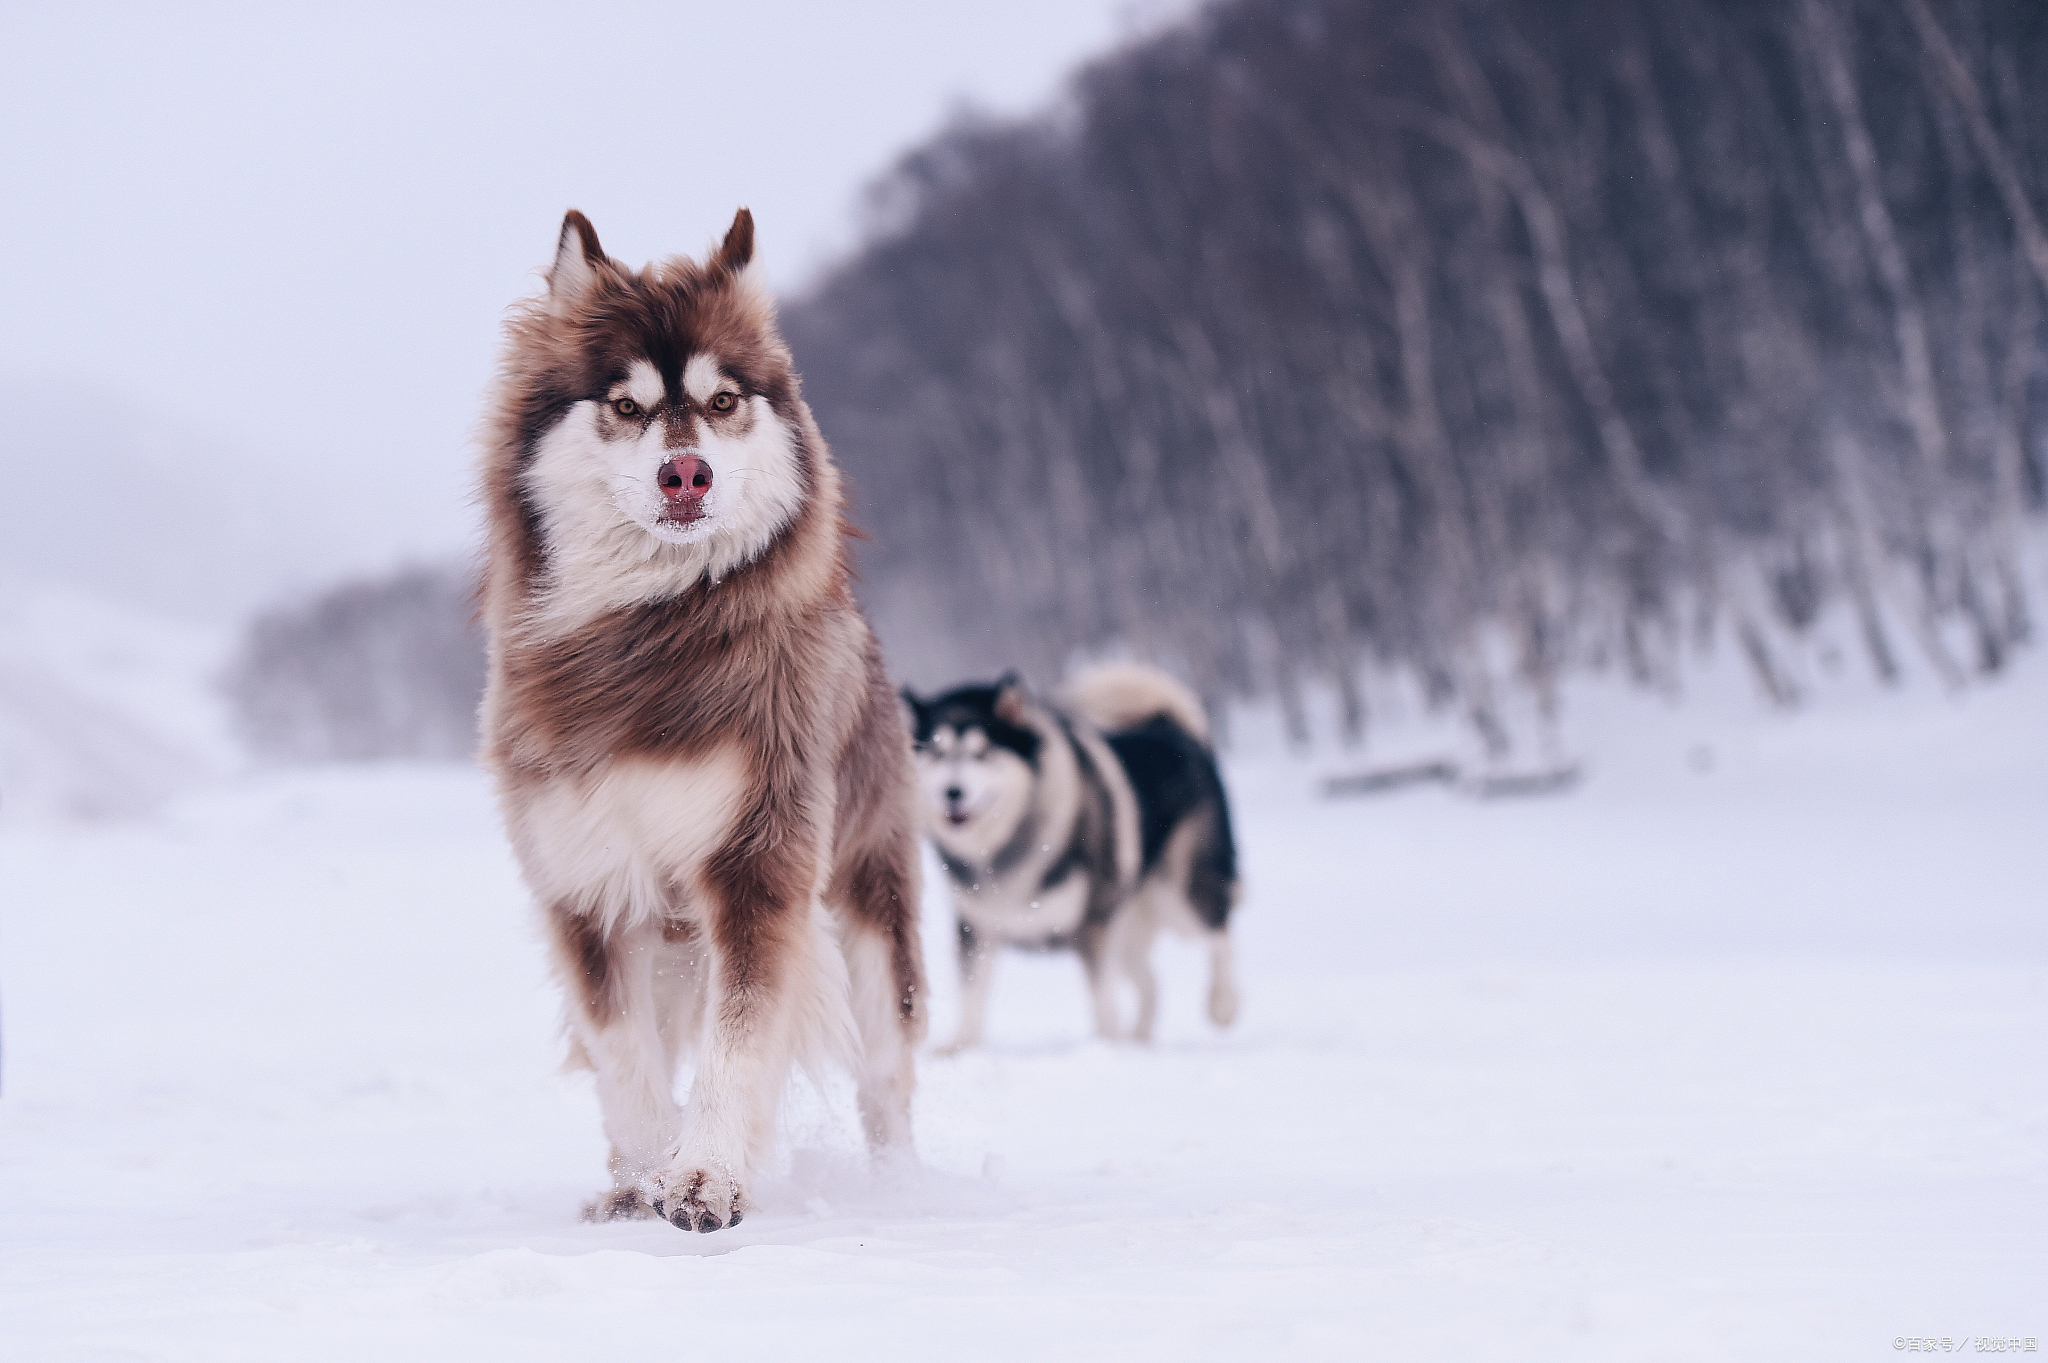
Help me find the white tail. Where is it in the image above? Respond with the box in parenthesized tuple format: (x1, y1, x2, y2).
(1063, 663, 1211, 744)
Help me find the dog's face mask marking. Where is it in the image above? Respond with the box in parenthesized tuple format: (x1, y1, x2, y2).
(528, 349, 802, 553)
(511, 209, 810, 631)
(916, 724, 1035, 838)
(904, 683, 1042, 863)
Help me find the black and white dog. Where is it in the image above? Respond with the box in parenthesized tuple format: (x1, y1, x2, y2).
(902, 665, 1241, 1049)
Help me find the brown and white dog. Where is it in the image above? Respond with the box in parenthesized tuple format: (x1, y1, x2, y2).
(477, 208, 926, 1232)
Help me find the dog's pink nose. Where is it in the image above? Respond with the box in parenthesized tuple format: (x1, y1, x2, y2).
(659, 456, 712, 503)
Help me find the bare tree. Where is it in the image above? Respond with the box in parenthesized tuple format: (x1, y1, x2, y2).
(779, 0, 2047, 745)
(225, 566, 484, 762)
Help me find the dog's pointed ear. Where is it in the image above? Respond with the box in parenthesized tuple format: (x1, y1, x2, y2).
(899, 685, 927, 733)
(993, 671, 1028, 725)
(548, 210, 606, 309)
(711, 207, 754, 273)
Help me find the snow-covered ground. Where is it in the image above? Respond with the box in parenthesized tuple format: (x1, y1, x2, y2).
(2, 623, 2043, 1360)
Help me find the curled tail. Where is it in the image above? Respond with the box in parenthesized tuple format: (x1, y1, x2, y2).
(1063, 664, 1211, 743)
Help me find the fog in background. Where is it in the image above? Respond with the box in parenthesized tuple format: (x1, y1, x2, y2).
(0, 0, 1188, 621)
(10, 0, 2048, 771)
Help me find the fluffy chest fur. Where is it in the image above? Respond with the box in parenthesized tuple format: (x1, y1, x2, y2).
(508, 750, 752, 933)
(951, 871, 1092, 942)
(485, 567, 861, 783)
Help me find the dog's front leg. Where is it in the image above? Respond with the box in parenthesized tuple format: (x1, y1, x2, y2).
(550, 910, 681, 1221)
(940, 919, 996, 1055)
(653, 811, 822, 1233)
(1076, 923, 1122, 1040)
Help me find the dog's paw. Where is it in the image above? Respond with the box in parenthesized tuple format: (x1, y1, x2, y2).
(580, 1187, 659, 1223)
(932, 1035, 979, 1058)
(652, 1164, 744, 1233)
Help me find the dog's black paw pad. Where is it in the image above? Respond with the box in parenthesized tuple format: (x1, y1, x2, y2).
(653, 1166, 742, 1233)
(664, 1204, 724, 1233)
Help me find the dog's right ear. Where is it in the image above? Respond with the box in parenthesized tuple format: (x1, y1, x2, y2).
(993, 671, 1028, 725)
(548, 210, 606, 311)
(898, 686, 928, 734)
(710, 207, 755, 274)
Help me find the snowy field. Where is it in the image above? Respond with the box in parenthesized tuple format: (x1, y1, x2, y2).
(2, 608, 2044, 1360)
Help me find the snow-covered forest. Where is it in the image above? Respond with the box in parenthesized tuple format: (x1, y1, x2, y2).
(221, 0, 2048, 762)
(225, 569, 484, 764)
(790, 0, 2048, 745)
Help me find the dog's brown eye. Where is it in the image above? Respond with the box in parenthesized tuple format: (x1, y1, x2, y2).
(613, 398, 637, 416)
(711, 391, 736, 413)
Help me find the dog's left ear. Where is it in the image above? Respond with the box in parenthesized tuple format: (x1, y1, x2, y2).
(711, 207, 754, 273)
(993, 671, 1028, 725)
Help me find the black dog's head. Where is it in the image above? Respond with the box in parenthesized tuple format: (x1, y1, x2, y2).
(901, 672, 1043, 855)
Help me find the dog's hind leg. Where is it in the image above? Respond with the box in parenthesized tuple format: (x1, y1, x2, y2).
(1166, 893, 1241, 1029)
(1175, 807, 1242, 1029)
(1109, 894, 1162, 1043)
(549, 908, 686, 1221)
(1206, 928, 1240, 1027)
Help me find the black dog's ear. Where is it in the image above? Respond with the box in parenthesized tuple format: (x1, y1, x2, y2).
(993, 671, 1028, 725)
(898, 686, 927, 733)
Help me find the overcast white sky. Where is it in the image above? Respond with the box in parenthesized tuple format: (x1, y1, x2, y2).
(0, 1, 1191, 619)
